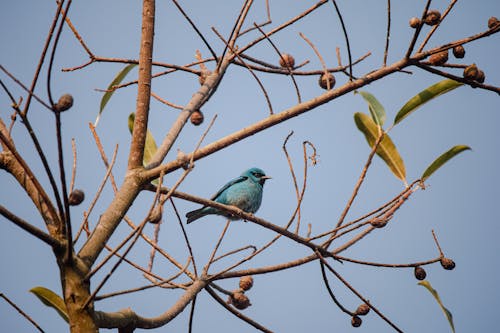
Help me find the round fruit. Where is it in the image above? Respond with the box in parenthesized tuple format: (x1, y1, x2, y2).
(190, 110, 204, 126)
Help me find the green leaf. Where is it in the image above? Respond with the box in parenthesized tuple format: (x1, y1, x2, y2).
(128, 112, 158, 166)
(95, 64, 137, 126)
(30, 286, 68, 323)
(354, 112, 406, 182)
(421, 145, 471, 181)
(418, 280, 455, 333)
(394, 79, 463, 125)
(357, 91, 386, 126)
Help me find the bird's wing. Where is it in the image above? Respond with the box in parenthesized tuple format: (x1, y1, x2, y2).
(210, 176, 248, 201)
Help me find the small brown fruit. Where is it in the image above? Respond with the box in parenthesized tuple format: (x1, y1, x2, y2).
(318, 72, 335, 90)
(440, 258, 456, 270)
(463, 64, 479, 80)
(452, 45, 465, 59)
(355, 304, 370, 316)
(414, 266, 427, 280)
(476, 70, 485, 83)
(55, 94, 74, 112)
(351, 315, 362, 327)
(409, 17, 420, 28)
(190, 110, 204, 126)
(148, 206, 162, 224)
(429, 50, 448, 66)
(488, 17, 499, 29)
(228, 291, 251, 310)
(69, 189, 85, 206)
(423, 10, 441, 26)
(279, 53, 295, 69)
(370, 218, 387, 228)
(239, 276, 254, 291)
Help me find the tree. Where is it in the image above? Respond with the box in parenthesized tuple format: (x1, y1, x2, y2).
(1, 1, 499, 332)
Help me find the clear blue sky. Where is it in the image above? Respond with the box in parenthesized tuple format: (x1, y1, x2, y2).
(1, 1, 499, 332)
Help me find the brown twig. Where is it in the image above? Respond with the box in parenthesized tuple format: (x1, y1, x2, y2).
(203, 220, 231, 276)
(317, 252, 404, 332)
(0, 293, 45, 333)
(205, 285, 273, 333)
(211, 27, 274, 115)
(405, 0, 432, 58)
(319, 260, 355, 316)
(383, 0, 391, 66)
(22, 0, 63, 116)
(254, 23, 301, 103)
(299, 32, 331, 88)
(417, 0, 458, 53)
(69, 139, 77, 193)
(431, 229, 444, 257)
(151, 92, 184, 110)
(171, 0, 217, 60)
(0, 205, 61, 249)
(238, 0, 271, 37)
(73, 144, 118, 244)
(330, 0, 353, 80)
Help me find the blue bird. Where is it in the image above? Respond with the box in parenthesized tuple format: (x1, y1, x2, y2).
(186, 167, 271, 224)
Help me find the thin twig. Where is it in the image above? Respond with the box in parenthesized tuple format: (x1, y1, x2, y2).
(319, 261, 354, 316)
(69, 139, 77, 193)
(299, 32, 332, 88)
(417, 0, 458, 53)
(22, 0, 63, 116)
(211, 27, 274, 115)
(405, 0, 432, 58)
(0, 293, 45, 333)
(431, 229, 444, 257)
(330, 0, 353, 80)
(151, 92, 184, 110)
(383, 0, 391, 66)
(254, 23, 301, 103)
(0, 205, 61, 249)
(203, 220, 231, 276)
(317, 252, 404, 333)
(171, 0, 217, 60)
(205, 285, 273, 333)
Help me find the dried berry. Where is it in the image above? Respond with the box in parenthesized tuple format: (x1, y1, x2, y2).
(318, 72, 335, 90)
(190, 110, 204, 126)
(429, 50, 448, 66)
(370, 218, 387, 228)
(55, 94, 74, 112)
(452, 45, 465, 59)
(279, 53, 295, 69)
(351, 315, 362, 327)
(228, 291, 251, 310)
(355, 304, 370, 316)
(488, 17, 499, 29)
(148, 206, 162, 224)
(463, 64, 479, 80)
(423, 10, 441, 26)
(409, 17, 420, 29)
(440, 258, 456, 270)
(69, 189, 85, 206)
(239, 276, 254, 291)
(476, 70, 485, 83)
(414, 266, 427, 280)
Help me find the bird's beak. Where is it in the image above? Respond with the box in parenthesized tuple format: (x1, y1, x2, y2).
(262, 176, 272, 180)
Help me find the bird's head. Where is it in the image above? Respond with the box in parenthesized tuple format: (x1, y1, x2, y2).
(243, 167, 271, 186)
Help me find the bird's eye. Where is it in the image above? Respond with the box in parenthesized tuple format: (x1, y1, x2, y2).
(253, 172, 264, 178)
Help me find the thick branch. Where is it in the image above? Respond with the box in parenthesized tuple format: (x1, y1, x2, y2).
(128, 0, 155, 169)
(94, 279, 206, 329)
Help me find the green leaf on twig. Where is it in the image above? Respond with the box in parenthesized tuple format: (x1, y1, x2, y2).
(30, 286, 68, 323)
(357, 91, 386, 126)
(354, 112, 406, 182)
(95, 64, 137, 126)
(394, 79, 463, 125)
(128, 112, 158, 166)
(421, 145, 471, 181)
(418, 280, 455, 333)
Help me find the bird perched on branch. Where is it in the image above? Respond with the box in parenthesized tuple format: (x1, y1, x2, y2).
(186, 167, 271, 224)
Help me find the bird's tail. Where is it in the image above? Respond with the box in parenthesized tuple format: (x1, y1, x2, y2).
(185, 208, 207, 224)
